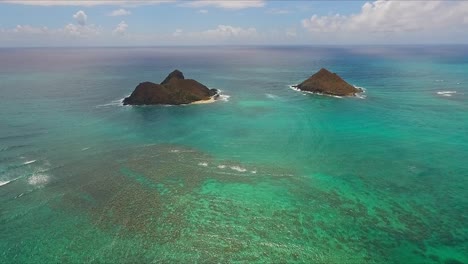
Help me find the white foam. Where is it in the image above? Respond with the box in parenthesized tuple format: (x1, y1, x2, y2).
(289, 84, 365, 99)
(81, 147, 90, 151)
(251, 170, 257, 174)
(170, 149, 180, 153)
(437, 91, 457, 97)
(435, 80, 444, 82)
(198, 162, 208, 167)
(0, 180, 13, 187)
(266, 93, 279, 99)
(230, 166, 247, 172)
(23, 160, 36, 165)
(28, 174, 49, 186)
(218, 94, 231, 102)
(217, 165, 226, 169)
(96, 95, 128, 108)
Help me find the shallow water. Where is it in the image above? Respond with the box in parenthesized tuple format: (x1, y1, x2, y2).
(0, 46, 467, 263)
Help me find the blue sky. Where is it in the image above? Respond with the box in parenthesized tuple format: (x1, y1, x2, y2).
(0, 0, 467, 46)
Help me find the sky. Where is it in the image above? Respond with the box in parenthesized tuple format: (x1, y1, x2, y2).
(0, 0, 467, 47)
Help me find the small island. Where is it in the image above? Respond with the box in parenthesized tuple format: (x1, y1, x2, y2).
(293, 68, 362, 97)
(123, 70, 219, 105)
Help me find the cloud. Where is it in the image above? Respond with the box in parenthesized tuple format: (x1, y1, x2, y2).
(302, 0, 468, 34)
(13, 25, 49, 34)
(171, 25, 259, 43)
(108, 8, 131, 16)
(286, 28, 297, 37)
(183, 0, 265, 10)
(73, 10, 87, 26)
(1, 0, 175, 6)
(172, 29, 183, 37)
(266, 8, 290, 15)
(62, 23, 101, 37)
(5, 23, 101, 38)
(113, 21, 128, 35)
(198, 25, 257, 38)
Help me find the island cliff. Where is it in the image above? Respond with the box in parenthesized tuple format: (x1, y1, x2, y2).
(123, 70, 219, 105)
(294, 68, 361, 97)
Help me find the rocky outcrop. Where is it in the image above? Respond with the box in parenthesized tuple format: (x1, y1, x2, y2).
(294, 68, 361, 97)
(123, 70, 219, 105)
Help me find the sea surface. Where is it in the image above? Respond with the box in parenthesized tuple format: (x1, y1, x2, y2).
(0, 46, 467, 263)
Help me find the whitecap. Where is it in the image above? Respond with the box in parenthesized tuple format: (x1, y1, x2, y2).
(251, 170, 257, 174)
(0, 180, 13, 187)
(217, 165, 226, 169)
(218, 94, 231, 102)
(96, 95, 129, 108)
(198, 162, 208, 167)
(28, 174, 49, 186)
(230, 166, 247, 172)
(437, 91, 457, 97)
(266, 93, 279, 99)
(23, 160, 36, 165)
(289, 84, 365, 99)
(170, 149, 180, 153)
(81, 147, 90, 151)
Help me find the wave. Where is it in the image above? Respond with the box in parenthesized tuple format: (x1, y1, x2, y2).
(437, 91, 457, 97)
(0, 179, 14, 187)
(217, 165, 226, 169)
(289, 84, 366, 99)
(198, 162, 208, 167)
(266, 93, 279, 99)
(230, 166, 247, 172)
(23, 160, 36, 165)
(96, 95, 129, 108)
(218, 94, 231, 102)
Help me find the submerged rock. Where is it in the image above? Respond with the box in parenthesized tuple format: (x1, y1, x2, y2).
(123, 70, 219, 105)
(294, 68, 362, 97)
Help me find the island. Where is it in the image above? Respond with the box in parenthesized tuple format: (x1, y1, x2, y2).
(293, 68, 362, 97)
(123, 70, 219, 105)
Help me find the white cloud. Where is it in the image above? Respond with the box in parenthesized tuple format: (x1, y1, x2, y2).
(302, 0, 468, 34)
(1, 0, 175, 6)
(198, 25, 257, 38)
(4, 23, 101, 38)
(198, 9, 208, 14)
(108, 8, 131, 16)
(73, 10, 87, 26)
(266, 8, 290, 15)
(183, 0, 265, 10)
(13, 25, 49, 34)
(172, 29, 183, 37)
(113, 21, 128, 35)
(286, 28, 297, 37)
(62, 23, 101, 37)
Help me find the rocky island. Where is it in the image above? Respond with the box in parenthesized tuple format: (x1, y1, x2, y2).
(123, 70, 219, 105)
(293, 68, 362, 97)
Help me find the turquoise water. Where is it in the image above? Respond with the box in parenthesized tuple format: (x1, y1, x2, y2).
(0, 46, 467, 263)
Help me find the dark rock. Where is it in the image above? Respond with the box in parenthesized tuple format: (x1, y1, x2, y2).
(123, 70, 219, 105)
(294, 68, 361, 97)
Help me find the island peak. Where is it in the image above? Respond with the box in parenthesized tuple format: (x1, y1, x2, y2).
(294, 68, 361, 97)
(123, 70, 219, 105)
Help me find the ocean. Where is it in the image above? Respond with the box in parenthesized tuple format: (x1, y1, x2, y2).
(0, 46, 467, 263)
